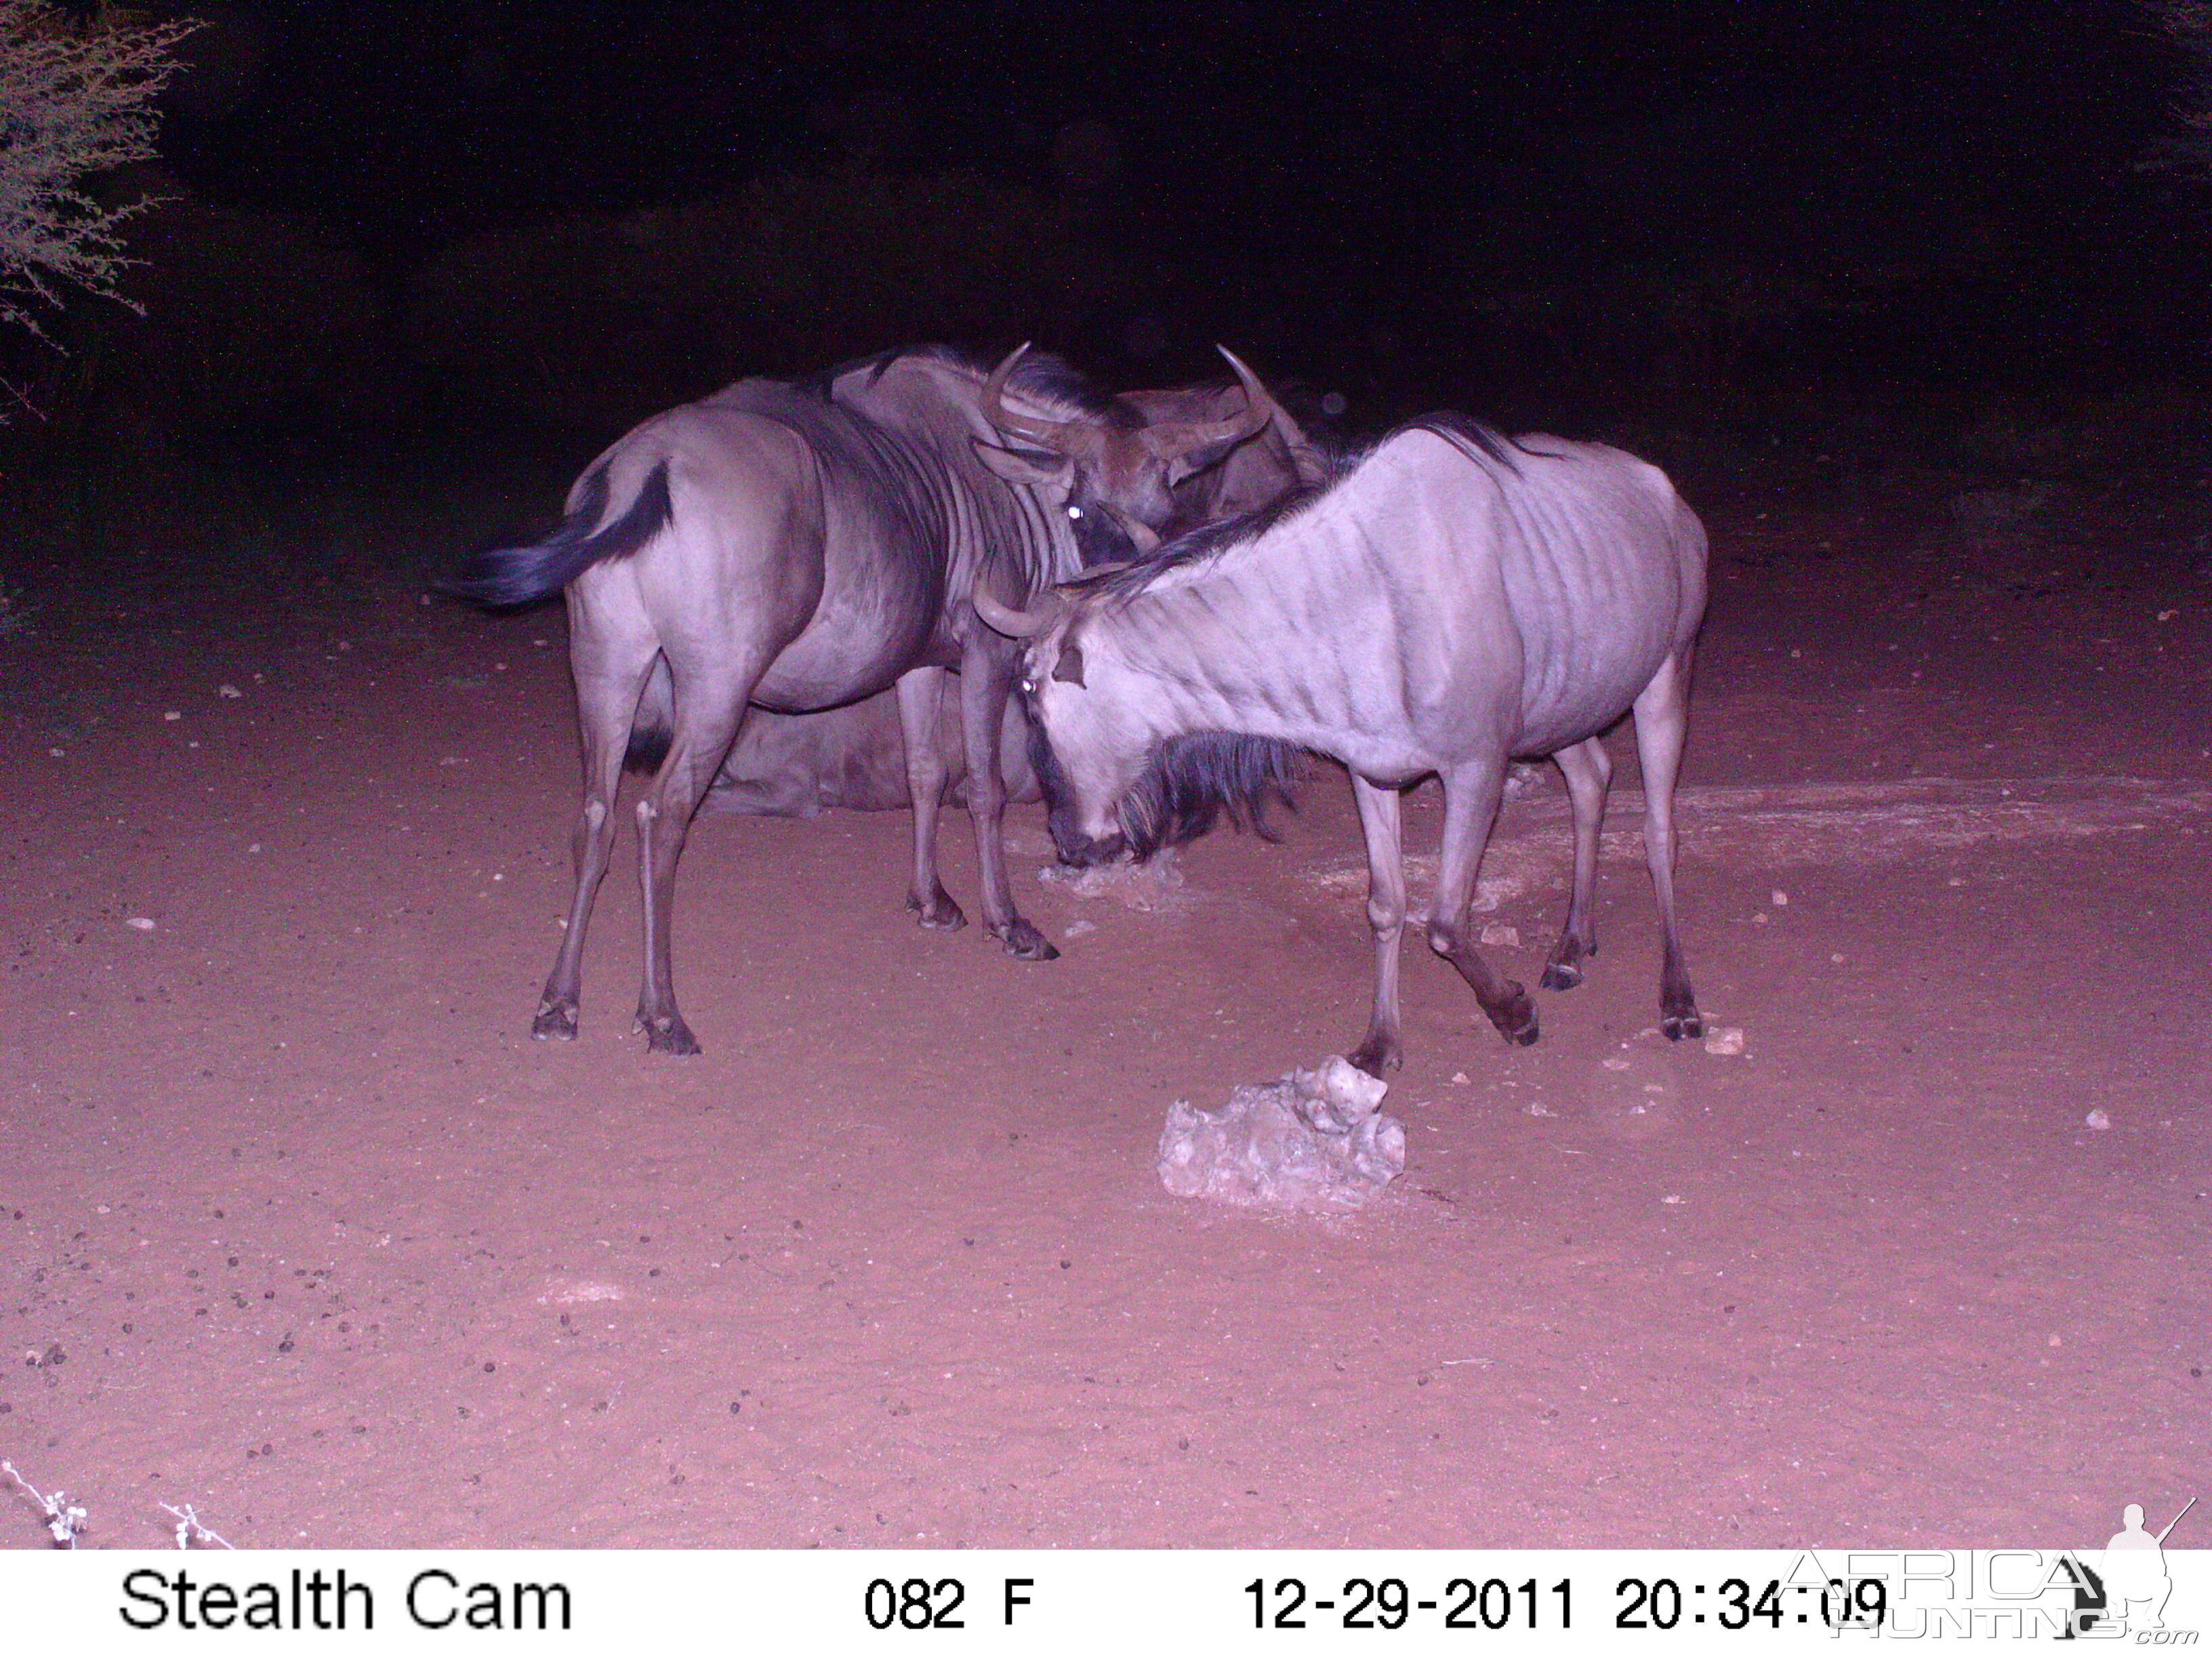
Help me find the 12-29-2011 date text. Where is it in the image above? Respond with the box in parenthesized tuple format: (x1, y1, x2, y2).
(1247, 1575, 1570, 1631)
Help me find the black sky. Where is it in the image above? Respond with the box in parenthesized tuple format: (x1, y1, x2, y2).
(140, 1, 2211, 401)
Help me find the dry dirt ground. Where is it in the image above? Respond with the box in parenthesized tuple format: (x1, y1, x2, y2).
(1, 459, 2206, 1549)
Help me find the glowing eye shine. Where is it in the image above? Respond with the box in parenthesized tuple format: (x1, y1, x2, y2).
(1066, 505, 1083, 519)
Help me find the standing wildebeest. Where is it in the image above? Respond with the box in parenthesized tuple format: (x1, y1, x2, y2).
(977, 415, 1708, 1075)
(451, 344, 1275, 1054)
(701, 356, 1323, 819)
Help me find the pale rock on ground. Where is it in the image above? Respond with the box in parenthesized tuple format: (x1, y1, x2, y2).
(1158, 1056, 1408, 1212)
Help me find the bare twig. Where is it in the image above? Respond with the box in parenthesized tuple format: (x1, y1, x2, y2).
(158, 1501, 236, 1551)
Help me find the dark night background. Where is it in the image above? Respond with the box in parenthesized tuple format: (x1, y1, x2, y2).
(12, 0, 2212, 530)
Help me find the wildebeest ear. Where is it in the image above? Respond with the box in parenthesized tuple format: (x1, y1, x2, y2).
(972, 436, 1073, 491)
(1051, 640, 1086, 687)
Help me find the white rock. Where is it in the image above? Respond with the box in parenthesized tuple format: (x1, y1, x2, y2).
(218, 684, 242, 699)
(124, 917, 155, 932)
(1158, 1056, 1406, 1212)
(1771, 888, 1789, 906)
(1704, 1026, 1747, 1057)
(1479, 923, 1519, 947)
(2084, 1109, 2112, 1131)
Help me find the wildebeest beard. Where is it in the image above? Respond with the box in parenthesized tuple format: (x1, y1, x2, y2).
(1029, 718, 1305, 867)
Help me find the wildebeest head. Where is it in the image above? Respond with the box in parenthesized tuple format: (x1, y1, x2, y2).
(971, 342, 1282, 564)
(970, 586, 1131, 863)
(974, 580, 1299, 869)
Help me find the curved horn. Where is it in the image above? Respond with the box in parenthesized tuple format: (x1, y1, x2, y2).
(980, 343, 1099, 461)
(974, 588, 1050, 638)
(1138, 344, 1279, 463)
(1100, 503, 1161, 554)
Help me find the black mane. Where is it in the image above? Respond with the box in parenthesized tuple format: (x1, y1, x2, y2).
(1118, 730, 1304, 861)
(1076, 412, 1534, 602)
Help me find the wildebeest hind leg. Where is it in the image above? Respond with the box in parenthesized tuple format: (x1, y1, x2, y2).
(1426, 760, 1538, 1046)
(1541, 736, 1612, 991)
(960, 648, 1057, 961)
(895, 667, 966, 930)
(633, 654, 764, 1055)
(1632, 651, 1702, 1040)
(1347, 775, 1408, 1075)
(535, 643, 656, 1040)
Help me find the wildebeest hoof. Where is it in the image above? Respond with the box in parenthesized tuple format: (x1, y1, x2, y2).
(997, 918, 1061, 962)
(1487, 986, 1539, 1046)
(532, 1000, 579, 1041)
(638, 1011, 703, 1056)
(1539, 960, 1583, 992)
(1347, 1036, 1403, 1078)
(905, 888, 967, 931)
(1661, 1008, 1703, 1042)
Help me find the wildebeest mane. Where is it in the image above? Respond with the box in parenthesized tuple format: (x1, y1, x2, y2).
(1118, 730, 1305, 861)
(1075, 483, 1335, 600)
(1071, 411, 1538, 605)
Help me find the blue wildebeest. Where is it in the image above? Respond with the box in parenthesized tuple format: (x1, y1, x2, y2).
(701, 356, 1323, 819)
(451, 344, 1276, 1054)
(976, 414, 1708, 1075)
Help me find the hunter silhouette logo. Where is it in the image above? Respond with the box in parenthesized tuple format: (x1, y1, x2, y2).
(2091, 1496, 2195, 1636)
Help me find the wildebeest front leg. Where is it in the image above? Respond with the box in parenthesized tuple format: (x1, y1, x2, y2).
(960, 646, 1057, 961)
(895, 666, 966, 930)
(633, 659, 758, 1055)
(535, 642, 655, 1040)
(1427, 760, 1538, 1046)
(1631, 651, 1702, 1039)
(1541, 736, 1613, 992)
(1347, 775, 1408, 1076)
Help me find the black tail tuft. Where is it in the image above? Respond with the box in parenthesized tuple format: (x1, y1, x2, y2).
(1120, 731, 1303, 860)
(623, 724, 673, 775)
(444, 461, 674, 610)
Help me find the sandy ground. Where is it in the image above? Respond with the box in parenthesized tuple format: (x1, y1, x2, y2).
(1, 459, 2206, 1549)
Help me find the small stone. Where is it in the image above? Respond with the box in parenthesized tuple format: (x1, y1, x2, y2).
(1661, 1193, 1684, 1205)
(1063, 919, 1096, 940)
(162, 710, 180, 721)
(1602, 1057, 1631, 1071)
(1704, 1027, 1746, 1057)
(1771, 888, 1789, 907)
(218, 684, 242, 699)
(125, 917, 155, 932)
(1753, 912, 1769, 925)
(2084, 1109, 2112, 1131)
(1479, 923, 1519, 947)
(47, 747, 62, 758)
(1525, 1101, 1555, 1118)
(1450, 1072, 1471, 1086)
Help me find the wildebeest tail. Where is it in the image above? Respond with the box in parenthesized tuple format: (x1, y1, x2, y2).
(1120, 731, 1303, 860)
(446, 461, 674, 609)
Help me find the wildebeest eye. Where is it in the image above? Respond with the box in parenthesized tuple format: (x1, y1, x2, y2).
(1066, 504, 1083, 519)
(1019, 678, 1036, 695)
